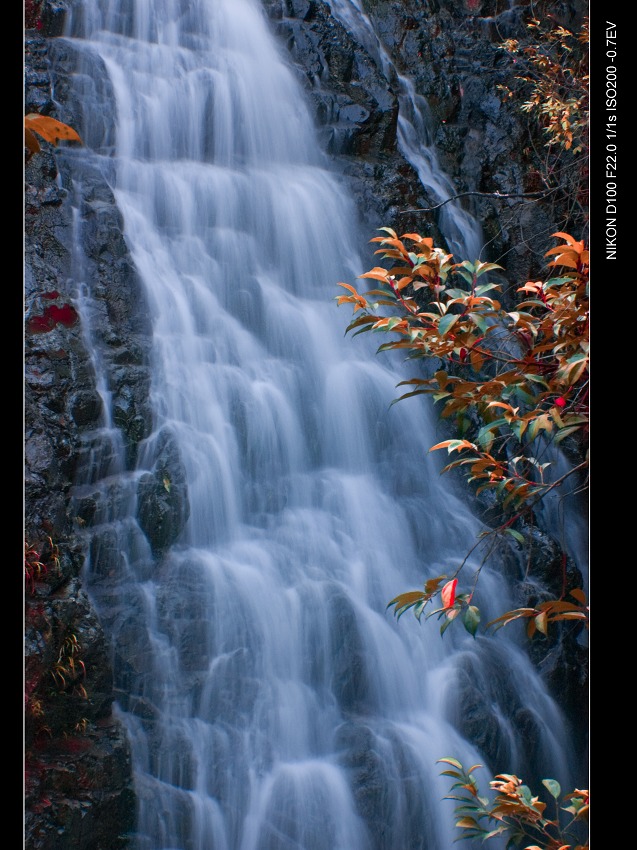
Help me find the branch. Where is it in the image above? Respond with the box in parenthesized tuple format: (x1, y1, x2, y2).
(398, 187, 560, 214)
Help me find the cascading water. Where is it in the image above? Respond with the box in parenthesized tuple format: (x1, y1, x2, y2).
(53, 1, 581, 847)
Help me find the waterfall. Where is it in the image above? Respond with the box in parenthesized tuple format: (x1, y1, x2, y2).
(54, 1, 580, 847)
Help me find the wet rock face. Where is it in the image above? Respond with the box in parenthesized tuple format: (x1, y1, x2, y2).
(25, 581, 135, 850)
(263, 0, 398, 157)
(25, 24, 139, 850)
(136, 428, 191, 557)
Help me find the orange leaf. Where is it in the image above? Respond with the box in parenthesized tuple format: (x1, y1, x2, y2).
(429, 439, 477, 453)
(568, 588, 587, 604)
(551, 231, 584, 249)
(547, 254, 579, 269)
(24, 127, 40, 157)
(359, 269, 390, 282)
(24, 113, 82, 146)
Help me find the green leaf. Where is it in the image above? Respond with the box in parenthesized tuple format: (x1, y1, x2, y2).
(544, 275, 576, 288)
(483, 827, 507, 839)
(518, 785, 534, 806)
(413, 600, 428, 621)
(440, 617, 454, 636)
(438, 313, 460, 337)
(475, 282, 501, 295)
(462, 605, 481, 637)
(511, 386, 538, 406)
(371, 316, 402, 333)
(524, 373, 550, 387)
(475, 261, 504, 276)
(503, 528, 525, 545)
(553, 425, 585, 443)
(388, 390, 427, 407)
(509, 419, 526, 442)
(542, 779, 561, 799)
(351, 324, 373, 338)
(467, 312, 489, 334)
(475, 418, 508, 448)
(438, 757, 464, 769)
(561, 414, 589, 426)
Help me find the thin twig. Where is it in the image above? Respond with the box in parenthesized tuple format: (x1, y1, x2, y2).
(398, 188, 560, 214)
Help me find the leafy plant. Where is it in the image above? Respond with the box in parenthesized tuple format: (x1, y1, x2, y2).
(493, 12, 589, 224)
(50, 633, 87, 694)
(388, 576, 481, 637)
(497, 18, 589, 155)
(438, 757, 588, 848)
(336, 228, 588, 637)
(24, 112, 82, 162)
(24, 536, 60, 595)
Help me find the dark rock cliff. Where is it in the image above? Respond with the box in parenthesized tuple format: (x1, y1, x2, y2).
(24, 0, 588, 844)
(25, 21, 142, 849)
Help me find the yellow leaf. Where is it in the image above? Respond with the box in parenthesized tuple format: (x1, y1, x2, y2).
(388, 590, 425, 608)
(487, 401, 516, 413)
(456, 817, 479, 828)
(534, 611, 548, 635)
(425, 575, 447, 593)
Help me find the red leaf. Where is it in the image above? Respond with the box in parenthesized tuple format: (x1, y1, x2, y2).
(441, 578, 457, 609)
(26, 303, 79, 334)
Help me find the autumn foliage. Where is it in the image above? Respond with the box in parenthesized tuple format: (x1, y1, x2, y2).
(336, 227, 588, 638)
(497, 17, 589, 156)
(438, 757, 588, 849)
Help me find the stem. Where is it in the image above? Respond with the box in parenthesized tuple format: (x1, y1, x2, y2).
(396, 187, 561, 214)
